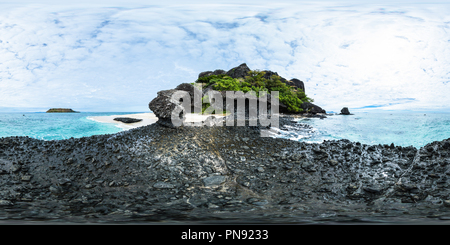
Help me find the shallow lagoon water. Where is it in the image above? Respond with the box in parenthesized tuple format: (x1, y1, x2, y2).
(0, 112, 141, 141)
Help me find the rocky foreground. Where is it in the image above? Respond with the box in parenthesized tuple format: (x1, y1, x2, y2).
(1, 117, 450, 224)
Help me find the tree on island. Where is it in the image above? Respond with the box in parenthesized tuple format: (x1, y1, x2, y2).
(195, 68, 314, 113)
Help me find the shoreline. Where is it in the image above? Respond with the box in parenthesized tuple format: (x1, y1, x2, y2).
(87, 113, 159, 130)
(87, 112, 228, 131)
(0, 111, 445, 148)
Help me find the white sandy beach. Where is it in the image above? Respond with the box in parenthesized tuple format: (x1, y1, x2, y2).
(88, 112, 226, 131)
(88, 113, 158, 130)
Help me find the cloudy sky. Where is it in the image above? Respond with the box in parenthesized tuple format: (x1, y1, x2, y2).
(1, 0, 450, 112)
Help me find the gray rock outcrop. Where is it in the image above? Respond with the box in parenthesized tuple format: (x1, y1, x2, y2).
(225, 63, 251, 79)
(149, 83, 223, 128)
(198, 69, 226, 78)
(300, 102, 326, 114)
(290, 78, 305, 93)
(340, 107, 351, 115)
(148, 89, 188, 128)
(222, 63, 306, 93)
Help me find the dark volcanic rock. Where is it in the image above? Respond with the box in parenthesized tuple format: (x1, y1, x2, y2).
(198, 69, 227, 78)
(198, 71, 212, 78)
(290, 78, 305, 93)
(175, 83, 199, 98)
(175, 83, 203, 111)
(149, 83, 204, 128)
(226, 63, 251, 79)
(257, 69, 306, 94)
(6, 66, 447, 224)
(148, 89, 187, 128)
(113, 117, 143, 124)
(0, 123, 450, 224)
(340, 107, 351, 115)
(261, 70, 287, 82)
(149, 89, 180, 119)
(300, 102, 326, 114)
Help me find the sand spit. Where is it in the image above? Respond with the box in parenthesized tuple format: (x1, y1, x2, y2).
(88, 112, 227, 130)
(88, 113, 158, 130)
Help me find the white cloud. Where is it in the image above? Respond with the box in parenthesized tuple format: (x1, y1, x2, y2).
(0, 1, 450, 112)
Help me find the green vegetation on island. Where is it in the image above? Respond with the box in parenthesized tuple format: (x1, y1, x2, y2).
(46, 108, 79, 113)
(195, 70, 313, 113)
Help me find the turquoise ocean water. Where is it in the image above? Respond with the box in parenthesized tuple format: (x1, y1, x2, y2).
(0, 112, 142, 141)
(0, 111, 449, 148)
(278, 112, 450, 148)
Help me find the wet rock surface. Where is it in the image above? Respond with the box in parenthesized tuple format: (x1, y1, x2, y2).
(1, 118, 450, 224)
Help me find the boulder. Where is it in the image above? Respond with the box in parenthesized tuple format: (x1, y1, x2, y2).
(148, 89, 188, 128)
(149, 83, 219, 128)
(149, 89, 179, 119)
(301, 102, 326, 114)
(175, 83, 203, 111)
(175, 83, 197, 95)
(113, 117, 142, 123)
(340, 107, 351, 115)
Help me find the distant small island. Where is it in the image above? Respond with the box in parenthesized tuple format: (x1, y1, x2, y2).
(46, 108, 79, 113)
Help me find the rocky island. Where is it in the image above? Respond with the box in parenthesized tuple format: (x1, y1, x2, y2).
(0, 64, 450, 224)
(149, 63, 327, 128)
(46, 108, 79, 113)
